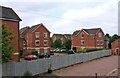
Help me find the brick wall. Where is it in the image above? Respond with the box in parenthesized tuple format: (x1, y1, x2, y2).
(1, 19, 20, 62)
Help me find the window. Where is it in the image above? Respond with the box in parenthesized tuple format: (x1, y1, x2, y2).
(81, 34, 84, 38)
(44, 40, 47, 46)
(23, 41, 26, 45)
(98, 33, 102, 37)
(35, 40, 40, 46)
(44, 33, 47, 38)
(35, 32, 39, 38)
(97, 40, 99, 45)
(81, 40, 84, 46)
(100, 40, 103, 45)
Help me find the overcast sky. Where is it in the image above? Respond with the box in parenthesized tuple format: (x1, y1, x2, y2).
(1, 0, 119, 36)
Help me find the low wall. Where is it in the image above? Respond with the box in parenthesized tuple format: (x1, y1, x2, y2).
(2, 50, 111, 76)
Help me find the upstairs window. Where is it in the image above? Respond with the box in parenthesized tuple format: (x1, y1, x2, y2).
(35, 32, 40, 38)
(35, 40, 40, 46)
(44, 33, 47, 38)
(81, 34, 84, 38)
(98, 33, 102, 37)
(44, 40, 47, 46)
(81, 40, 84, 46)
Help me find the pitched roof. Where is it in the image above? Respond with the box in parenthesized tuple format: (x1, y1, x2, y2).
(64, 34, 71, 38)
(20, 23, 50, 34)
(28, 24, 40, 33)
(0, 6, 22, 21)
(20, 26, 30, 34)
(72, 30, 80, 36)
(53, 34, 65, 39)
(83, 28, 101, 35)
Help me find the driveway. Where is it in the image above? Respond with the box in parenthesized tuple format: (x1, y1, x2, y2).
(48, 55, 118, 76)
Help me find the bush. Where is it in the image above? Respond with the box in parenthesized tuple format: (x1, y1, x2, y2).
(77, 48, 106, 53)
(31, 50, 38, 56)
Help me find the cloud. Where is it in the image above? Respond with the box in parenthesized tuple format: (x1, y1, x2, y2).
(1, 0, 119, 36)
(53, 0, 118, 35)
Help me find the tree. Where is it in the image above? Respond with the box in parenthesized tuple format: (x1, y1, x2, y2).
(64, 39, 71, 50)
(53, 39, 62, 48)
(1, 24, 14, 63)
(105, 33, 111, 39)
(108, 34, 120, 49)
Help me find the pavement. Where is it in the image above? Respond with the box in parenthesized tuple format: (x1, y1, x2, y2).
(43, 55, 118, 76)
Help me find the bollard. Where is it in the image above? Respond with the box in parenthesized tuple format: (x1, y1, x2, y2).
(95, 73, 97, 78)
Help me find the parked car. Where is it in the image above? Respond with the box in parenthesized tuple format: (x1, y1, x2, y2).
(24, 55, 38, 60)
(60, 49, 66, 52)
(53, 48, 61, 52)
(56, 49, 61, 52)
(67, 50, 76, 54)
(38, 52, 50, 58)
(50, 49, 54, 55)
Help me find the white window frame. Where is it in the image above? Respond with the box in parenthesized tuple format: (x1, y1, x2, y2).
(81, 33, 84, 38)
(98, 33, 102, 37)
(97, 40, 99, 45)
(44, 33, 47, 38)
(81, 40, 84, 46)
(35, 40, 40, 46)
(35, 32, 40, 38)
(44, 40, 47, 46)
(100, 40, 103, 45)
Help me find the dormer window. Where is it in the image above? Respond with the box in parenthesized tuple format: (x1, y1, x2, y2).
(98, 33, 102, 37)
(35, 32, 39, 38)
(81, 34, 84, 38)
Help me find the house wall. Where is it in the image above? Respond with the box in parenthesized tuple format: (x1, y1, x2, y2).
(1, 19, 20, 62)
(72, 30, 105, 51)
(26, 25, 50, 54)
(111, 39, 120, 55)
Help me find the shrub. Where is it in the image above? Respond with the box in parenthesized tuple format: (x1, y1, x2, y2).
(77, 48, 106, 53)
(31, 50, 38, 56)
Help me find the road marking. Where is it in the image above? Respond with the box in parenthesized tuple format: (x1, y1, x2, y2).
(106, 68, 117, 76)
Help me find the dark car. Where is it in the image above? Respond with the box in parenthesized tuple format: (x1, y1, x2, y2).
(50, 49, 54, 55)
(24, 55, 38, 60)
(67, 50, 76, 54)
(38, 52, 50, 58)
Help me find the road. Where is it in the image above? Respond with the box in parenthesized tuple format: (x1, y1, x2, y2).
(44, 55, 118, 76)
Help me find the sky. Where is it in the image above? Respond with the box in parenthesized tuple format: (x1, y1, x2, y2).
(1, 0, 119, 36)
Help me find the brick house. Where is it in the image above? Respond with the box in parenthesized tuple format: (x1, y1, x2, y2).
(20, 23, 50, 55)
(111, 38, 120, 55)
(0, 6, 22, 61)
(72, 28, 107, 51)
(52, 34, 71, 44)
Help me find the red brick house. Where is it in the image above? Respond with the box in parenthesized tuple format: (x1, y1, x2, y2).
(111, 38, 120, 55)
(0, 6, 22, 61)
(52, 34, 71, 44)
(20, 23, 50, 55)
(72, 28, 107, 51)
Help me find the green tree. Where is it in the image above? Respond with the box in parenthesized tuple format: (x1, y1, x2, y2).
(31, 50, 38, 56)
(1, 24, 14, 63)
(53, 39, 62, 48)
(108, 34, 120, 49)
(105, 33, 111, 39)
(64, 39, 71, 50)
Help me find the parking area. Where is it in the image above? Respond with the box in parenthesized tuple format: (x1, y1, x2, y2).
(47, 55, 118, 76)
